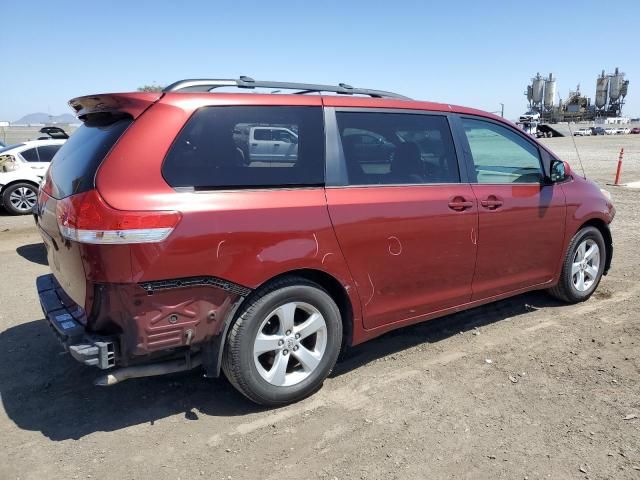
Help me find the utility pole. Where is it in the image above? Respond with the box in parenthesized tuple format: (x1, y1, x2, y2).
(491, 104, 506, 117)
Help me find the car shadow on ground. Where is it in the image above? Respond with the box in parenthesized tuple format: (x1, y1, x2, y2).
(0, 291, 561, 441)
(16, 242, 48, 266)
(333, 291, 561, 375)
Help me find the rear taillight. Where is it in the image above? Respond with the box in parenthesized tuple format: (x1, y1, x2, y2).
(56, 190, 181, 244)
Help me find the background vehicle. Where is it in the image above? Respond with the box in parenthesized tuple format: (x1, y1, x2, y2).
(591, 126, 606, 135)
(0, 136, 66, 214)
(519, 111, 541, 122)
(248, 126, 298, 163)
(35, 78, 614, 406)
(573, 128, 592, 136)
(630, 127, 640, 134)
(604, 127, 617, 135)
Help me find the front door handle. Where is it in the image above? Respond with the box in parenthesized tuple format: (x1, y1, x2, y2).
(448, 197, 474, 211)
(480, 195, 503, 210)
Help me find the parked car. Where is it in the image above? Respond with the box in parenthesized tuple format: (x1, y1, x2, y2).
(591, 127, 606, 136)
(630, 127, 640, 134)
(0, 135, 66, 214)
(573, 128, 592, 136)
(604, 128, 617, 135)
(35, 78, 615, 406)
(519, 111, 540, 122)
(615, 127, 630, 135)
(249, 126, 298, 163)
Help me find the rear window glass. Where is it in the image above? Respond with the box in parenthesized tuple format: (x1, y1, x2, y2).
(49, 118, 131, 199)
(21, 148, 40, 162)
(37, 144, 62, 163)
(162, 106, 324, 189)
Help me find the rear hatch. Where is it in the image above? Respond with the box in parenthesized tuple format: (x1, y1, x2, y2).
(34, 92, 161, 309)
(36, 118, 132, 307)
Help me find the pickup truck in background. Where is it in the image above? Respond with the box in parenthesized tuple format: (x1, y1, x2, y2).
(573, 128, 592, 136)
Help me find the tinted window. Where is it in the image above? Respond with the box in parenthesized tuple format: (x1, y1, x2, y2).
(253, 128, 272, 141)
(49, 118, 132, 199)
(336, 112, 459, 185)
(462, 118, 542, 184)
(21, 148, 40, 162)
(36, 144, 62, 162)
(272, 129, 297, 143)
(163, 106, 324, 189)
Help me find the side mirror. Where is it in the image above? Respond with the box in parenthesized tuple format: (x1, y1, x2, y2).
(549, 159, 566, 182)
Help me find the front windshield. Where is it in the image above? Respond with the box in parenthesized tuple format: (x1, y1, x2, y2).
(0, 143, 25, 154)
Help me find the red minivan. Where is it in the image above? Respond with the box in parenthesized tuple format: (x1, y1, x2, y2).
(35, 78, 615, 405)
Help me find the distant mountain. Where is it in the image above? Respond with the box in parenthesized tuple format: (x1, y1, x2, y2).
(14, 112, 78, 125)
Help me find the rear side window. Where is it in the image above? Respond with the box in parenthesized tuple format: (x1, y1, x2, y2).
(335, 112, 459, 185)
(21, 148, 40, 162)
(37, 144, 62, 162)
(49, 118, 132, 199)
(163, 106, 324, 189)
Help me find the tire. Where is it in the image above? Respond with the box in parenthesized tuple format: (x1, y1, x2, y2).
(222, 276, 342, 406)
(548, 226, 606, 303)
(2, 182, 38, 215)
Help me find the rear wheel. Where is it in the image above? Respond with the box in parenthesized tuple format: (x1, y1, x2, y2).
(2, 182, 38, 215)
(548, 226, 606, 303)
(222, 277, 342, 406)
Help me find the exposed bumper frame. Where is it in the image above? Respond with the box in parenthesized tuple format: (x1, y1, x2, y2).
(37, 274, 118, 370)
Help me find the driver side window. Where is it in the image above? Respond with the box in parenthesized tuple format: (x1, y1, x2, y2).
(462, 118, 542, 184)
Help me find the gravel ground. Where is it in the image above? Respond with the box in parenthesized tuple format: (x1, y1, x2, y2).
(0, 134, 639, 480)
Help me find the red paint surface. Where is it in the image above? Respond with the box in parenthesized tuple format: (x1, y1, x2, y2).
(469, 183, 566, 299)
(326, 185, 477, 329)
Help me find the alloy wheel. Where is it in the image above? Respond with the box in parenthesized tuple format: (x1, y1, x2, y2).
(9, 186, 37, 213)
(253, 301, 327, 387)
(571, 238, 600, 292)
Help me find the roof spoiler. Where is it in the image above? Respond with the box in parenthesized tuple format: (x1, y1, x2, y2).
(68, 92, 163, 121)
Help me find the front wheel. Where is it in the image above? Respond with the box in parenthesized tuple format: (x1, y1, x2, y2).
(548, 226, 606, 303)
(222, 277, 342, 406)
(2, 182, 38, 215)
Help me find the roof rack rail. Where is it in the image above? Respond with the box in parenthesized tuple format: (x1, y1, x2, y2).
(162, 76, 411, 100)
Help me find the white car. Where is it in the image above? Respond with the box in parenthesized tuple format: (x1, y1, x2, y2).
(519, 111, 541, 122)
(573, 128, 592, 136)
(604, 128, 617, 135)
(0, 138, 66, 214)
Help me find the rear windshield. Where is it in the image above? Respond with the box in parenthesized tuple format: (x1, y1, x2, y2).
(48, 118, 131, 199)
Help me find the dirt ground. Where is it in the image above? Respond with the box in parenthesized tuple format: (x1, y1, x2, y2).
(1, 135, 639, 480)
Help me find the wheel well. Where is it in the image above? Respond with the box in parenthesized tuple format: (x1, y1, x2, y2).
(579, 218, 613, 274)
(257, 269, 354, 348)
(1, 179, 39, 194)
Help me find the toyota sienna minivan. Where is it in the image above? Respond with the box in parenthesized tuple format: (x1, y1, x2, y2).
(35, 77, 615, 405)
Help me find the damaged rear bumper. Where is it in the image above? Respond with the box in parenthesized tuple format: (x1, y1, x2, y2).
(37, 274, 118, 369)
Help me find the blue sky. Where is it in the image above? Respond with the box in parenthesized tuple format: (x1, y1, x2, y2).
(2, 0, 639, 121)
